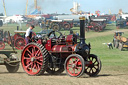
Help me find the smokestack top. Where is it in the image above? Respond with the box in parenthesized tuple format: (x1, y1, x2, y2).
(79, 16, 86, 20)
(79, 16, 85, 44)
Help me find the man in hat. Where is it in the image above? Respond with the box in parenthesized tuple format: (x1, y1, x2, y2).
(25, 25, 35, 44)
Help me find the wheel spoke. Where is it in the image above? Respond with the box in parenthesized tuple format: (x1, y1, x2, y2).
(24, 57, 31, 60)
(67, 65, 72, 70)
(33, 63, 36, 69)
(85, 67, 89, 70)
(26, 62, 32, 68)
(33, 46, 36, 56)
(76, 68, 81, 74)
(75, 59, 80, 64)
(93, 66, 97, 72)
(73, 68, 75, 75)
(93, 66, 97, 70)
(89, 68, 92, 73)
(37, 52, 41, 56)
(69, 58, 73, 64)
(94, 64, 99, 66)
(32, 47, 34, 56)
(93, 60, 97, 64)
(27, 49, 32, 55)
(36, 56, 43, 59)
(39, 58, 43, 62)
(91, 68, 94, 73)
(26, 60, 31, 64)
(35, 49, 40, 56)
(36, 61, 42, 66)
(67, 65, 73, 73)
(53, 68, 55, 71)
(76, 67, 82, 71)
(74, 57, 77, 62)
(31, 62, 33, 70)
(37, 64, 40, 70)
(28, 53, 32, 58)
(92, 57, 94, 61)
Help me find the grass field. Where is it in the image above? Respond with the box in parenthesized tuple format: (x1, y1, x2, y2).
(0, 23, 128, 85)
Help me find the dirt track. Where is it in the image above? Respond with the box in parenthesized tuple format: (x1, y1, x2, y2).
(0, 65, 128, 85)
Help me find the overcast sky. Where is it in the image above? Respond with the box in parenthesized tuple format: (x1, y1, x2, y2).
(0, 0, 128, 16)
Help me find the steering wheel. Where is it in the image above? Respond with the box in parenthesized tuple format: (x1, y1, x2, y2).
(47, 31, 63, 39)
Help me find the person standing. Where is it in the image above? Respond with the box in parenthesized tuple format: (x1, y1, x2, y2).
(25, 25, 35, 44)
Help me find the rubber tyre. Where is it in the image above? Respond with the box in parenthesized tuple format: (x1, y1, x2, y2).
(94, 26, 100, 32)
(63, 23, 70, 30)
(52, 24, 60, 31)
(113, 39, 116, 47)
(115, 40, 119, 48)
(118, 42, 123, 51)
(6, 63, 20, 73)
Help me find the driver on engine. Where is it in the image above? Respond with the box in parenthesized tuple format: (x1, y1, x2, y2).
(25, 25, 35, 44)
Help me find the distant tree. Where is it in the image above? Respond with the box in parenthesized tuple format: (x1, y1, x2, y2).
(0, 13, 4, 16)
(124, 12, 128, 14)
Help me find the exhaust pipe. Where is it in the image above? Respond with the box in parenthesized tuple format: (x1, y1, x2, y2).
(79, 16, 85, 44)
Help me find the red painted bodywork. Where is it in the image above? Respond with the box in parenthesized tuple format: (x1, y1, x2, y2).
(66, 35, 74, 45)
(36, 39, 42, 44)
(87, 26, 93, 28)
(126, 22, 128, 26)
(45, 39, 52, 51)
(51, 44, 76, 52)
(41, 34, 77, 57)
(36, 34, 77, 57)
(63, 21, 73, 28)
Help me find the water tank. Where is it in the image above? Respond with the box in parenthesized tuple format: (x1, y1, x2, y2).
(53, 15, 88, 22)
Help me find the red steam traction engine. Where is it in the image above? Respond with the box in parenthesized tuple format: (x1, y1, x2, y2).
(21, 16, 102, 77)
(13, 31, 36, 50)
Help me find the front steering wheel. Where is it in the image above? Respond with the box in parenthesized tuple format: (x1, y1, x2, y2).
(47, 31, 63, 39)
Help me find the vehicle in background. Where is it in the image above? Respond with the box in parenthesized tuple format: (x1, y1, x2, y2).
(0, 20, 3, 27)
(113, 31, 128, 51)
(116, 16, 128, 29)
(85, 16, 107, 32)
(39, 19, 74, 31)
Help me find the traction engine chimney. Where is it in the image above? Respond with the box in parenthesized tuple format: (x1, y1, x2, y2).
(79, 16, 86, 44)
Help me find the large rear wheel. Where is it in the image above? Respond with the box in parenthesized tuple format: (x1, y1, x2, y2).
(85, 54, 101, 77)
(63, 23, 70, 30)
(64, 54, 85, 77)
(21, 43, 49, 76)
(52, 24, 60, 31)
(0, 41, 5, 50)
(94, 26, 100, 32)
(13, 33, 21, 40)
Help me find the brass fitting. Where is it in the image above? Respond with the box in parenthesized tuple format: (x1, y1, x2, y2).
(79, 16, 86, 20)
